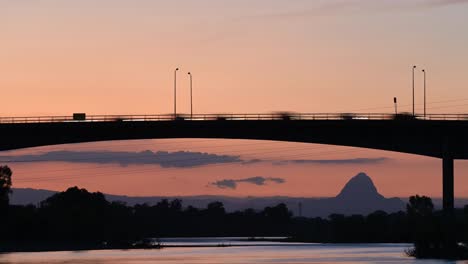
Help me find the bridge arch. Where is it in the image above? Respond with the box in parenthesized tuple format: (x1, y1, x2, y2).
(1, 119, 467, 217)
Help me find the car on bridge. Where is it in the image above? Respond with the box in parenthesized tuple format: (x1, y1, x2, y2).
(393, 113, 417, 121)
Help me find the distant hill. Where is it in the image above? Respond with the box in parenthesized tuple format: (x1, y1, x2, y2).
(302, 172, 405, 217)
(12, 172, 447, 218)
(10, 188, 57, 206)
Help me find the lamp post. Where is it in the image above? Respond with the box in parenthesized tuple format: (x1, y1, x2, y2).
(174, 68, 179, 118)
(412, 65, 417, 117)
(422, 69, 426, 118)
(394, 97, 398, 115)
(188, 72, 193, 119)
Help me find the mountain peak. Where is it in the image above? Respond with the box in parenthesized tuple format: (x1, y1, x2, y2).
(336, 172, 383, 200)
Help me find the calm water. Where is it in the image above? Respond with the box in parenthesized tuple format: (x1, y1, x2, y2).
(0, 238, 466, 264)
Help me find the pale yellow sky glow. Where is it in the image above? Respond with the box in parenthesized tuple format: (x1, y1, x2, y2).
(1, 1, 468, 198)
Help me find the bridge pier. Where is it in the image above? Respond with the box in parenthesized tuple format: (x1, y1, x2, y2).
(443, 156, 454, 214)
(442, 154, 456, 251)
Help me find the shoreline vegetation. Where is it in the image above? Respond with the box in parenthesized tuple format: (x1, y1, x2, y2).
(1, 189, 468, 260)
(2, 164, 468, 259)
(0, 237, 299, 253)
(405, 243, 468, 260)
(6, 238, 468, 256)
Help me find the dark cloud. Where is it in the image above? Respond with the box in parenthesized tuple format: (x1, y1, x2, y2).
(241, 159, 263, 165)
(273, 157, 388, 166)
(268, 178, 286, 184)
(212, 179, 237, 189)
(0, 150, 390, 169)
(0, 150, 242, 168)
(211, 176, 286, 189)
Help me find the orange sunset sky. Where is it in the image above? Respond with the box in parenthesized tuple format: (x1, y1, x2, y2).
(1, 0, 468, 198)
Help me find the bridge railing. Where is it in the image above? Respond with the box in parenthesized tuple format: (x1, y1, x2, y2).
(0, 113, 467, 123)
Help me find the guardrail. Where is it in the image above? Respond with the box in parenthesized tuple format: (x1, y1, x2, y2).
(0, 113, 467, 124)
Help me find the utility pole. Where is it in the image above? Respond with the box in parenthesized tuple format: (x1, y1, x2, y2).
(422, 69, 427, 118)
(174, 68, 179, 118)
(188, 72, 193, 119)
(412, 65, 417, 117)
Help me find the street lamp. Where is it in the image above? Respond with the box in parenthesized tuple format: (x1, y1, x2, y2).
(394, 97, 398, 115)
(174, 68, 179, 118)
(188, 72, 193, 119)
(422, 69, 426, 118)
(412, 65, 417, 117)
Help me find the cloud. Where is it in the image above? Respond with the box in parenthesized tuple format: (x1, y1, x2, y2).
(0, 150, 390, 168)
(424, 0, 468, 7)
(273, 157, 389, 166)
(0, 150, 242, 168)
(212, 179, 237, 189)
(252, 0, 468, 20)
(211, 176, 286, 189)
(241, 159, 263, 165)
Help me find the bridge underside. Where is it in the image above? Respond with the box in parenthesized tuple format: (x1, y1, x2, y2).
(0, 120, 467, 158)
(0, 119, 467, 216)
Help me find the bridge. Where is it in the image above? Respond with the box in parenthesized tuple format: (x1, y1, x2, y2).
(1, 112, 468, 218)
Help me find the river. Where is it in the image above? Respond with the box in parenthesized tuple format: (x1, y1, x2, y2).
(0, 238, 462, 263)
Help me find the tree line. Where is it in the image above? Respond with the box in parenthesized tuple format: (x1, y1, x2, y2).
(2, 165, 468, 256)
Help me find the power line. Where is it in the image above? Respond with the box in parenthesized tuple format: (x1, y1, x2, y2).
(13, 146, 368, 183)
(2, 142, 335, 165)
(12, 144, 341, 179)
(340, 97, 468, 113)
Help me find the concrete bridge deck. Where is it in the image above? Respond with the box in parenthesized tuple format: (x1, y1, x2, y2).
(0, 113, 466, 218)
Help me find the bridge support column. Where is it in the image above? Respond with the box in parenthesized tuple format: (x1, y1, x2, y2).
(442, 155, 456, 252)
(443, 156, 454, 214)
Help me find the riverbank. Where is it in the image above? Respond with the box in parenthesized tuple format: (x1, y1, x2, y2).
(5, 238, 468, 261)
(0, 238, 291, 253)
(405, 243, 468, 260)
(0, 244, 423, 264)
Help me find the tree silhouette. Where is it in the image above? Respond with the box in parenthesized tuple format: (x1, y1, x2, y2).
(170, 199, 182, 212)
(263, 203, 291, 221)
(407, 195, 434, 217)
(0, 166, 12, 210)
(39, 186, 110, 242)
(206, 201, 225, 215)
(405, 195, 441, 257)
(5, 185, 468, 258)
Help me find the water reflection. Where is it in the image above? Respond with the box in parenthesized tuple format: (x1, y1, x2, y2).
(0, 242, 460, 264)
